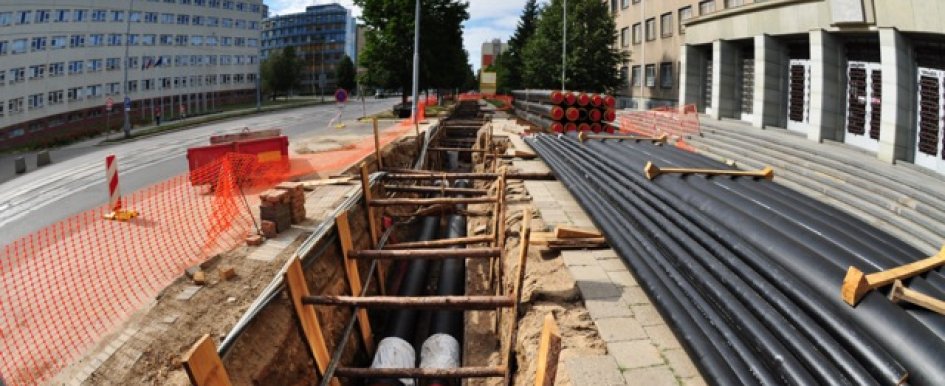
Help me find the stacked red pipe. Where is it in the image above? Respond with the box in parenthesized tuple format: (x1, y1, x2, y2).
(511, 90, 617, 133)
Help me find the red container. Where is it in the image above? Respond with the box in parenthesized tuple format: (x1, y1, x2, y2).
(187, 136, 289, 185)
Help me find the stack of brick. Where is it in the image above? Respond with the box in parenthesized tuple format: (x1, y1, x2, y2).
(276, 182, 307, 223)
(260, 189, 292, 238)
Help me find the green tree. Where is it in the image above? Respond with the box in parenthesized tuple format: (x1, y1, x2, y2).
(335, 55, 357, 92)
(522, 0, 626, 92)
(355, 0, 470, 104)
(261, 46, 303, 100)
(498, 0, 540, 92)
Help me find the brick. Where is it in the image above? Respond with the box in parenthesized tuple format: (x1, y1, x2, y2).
(609, 340, 664, 369)
(663, 348, 700, 379)
(219, 267, 237, 281)
(644, 325, 683, 350)
(565, 355, 627, 386)
(620, 286, 652, 305)
(245, 234, 264, 246)
(607, 270, 638, 287)
(595, 317, 647, 342)
(261, 188, 289, 203)
(261, 220, 278, 238)
(192, 271, 207, 285)
(630, 304, 665, 326)
(584, 297, 632, 319)
(622, 365, 677, 386)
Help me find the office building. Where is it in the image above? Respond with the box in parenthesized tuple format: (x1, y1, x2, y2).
(260, 3, 357, 96)
(481, 38, 508, 69)
(0, 0, 267, 149)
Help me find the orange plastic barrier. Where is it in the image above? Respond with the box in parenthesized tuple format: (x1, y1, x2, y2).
(0, 122, 417, 385)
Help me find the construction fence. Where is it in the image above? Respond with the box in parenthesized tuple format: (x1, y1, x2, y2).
(0, 121, 419, 385)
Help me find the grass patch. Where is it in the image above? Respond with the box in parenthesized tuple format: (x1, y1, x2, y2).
(485, 99, 508, 108)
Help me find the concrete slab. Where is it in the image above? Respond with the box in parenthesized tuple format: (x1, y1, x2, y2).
(595, 317, 647, 342)
(622, 365, 678, 386)
(565, 355, 627, 386)
(609, 340, 664, 369)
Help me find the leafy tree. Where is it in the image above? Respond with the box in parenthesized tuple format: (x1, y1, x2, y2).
(498, 0, 540, 92)
(261, 46, 303, 100)
(356, 0, 470, 104)
(335, 55, 357, 92)
(522, 0, 626, 92)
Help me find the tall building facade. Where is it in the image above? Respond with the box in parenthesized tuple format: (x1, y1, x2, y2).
(678, 0, 945, 175)
(481, 38, 508, 69)
(0, 0, 266, 150)
(261, 4, 357, 96)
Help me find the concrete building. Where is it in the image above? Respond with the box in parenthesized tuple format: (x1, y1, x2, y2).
(0, 0, 266, 149)
(677, 0, 945, 175)
(481, 38, 508, 69)
(261, 3, 357, 97)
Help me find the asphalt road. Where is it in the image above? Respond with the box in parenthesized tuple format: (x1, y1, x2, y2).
(0, 98, 396, 246)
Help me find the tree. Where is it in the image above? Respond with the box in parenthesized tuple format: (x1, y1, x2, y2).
(355, 0, 470, 104)
(261, 46, 303, 100)
(498, 0, 540, 92)
(522, 0, 627, 92)
(335, 55, 357, 92)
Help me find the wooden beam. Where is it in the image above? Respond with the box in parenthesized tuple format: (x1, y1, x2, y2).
(182, 335, 233, 386)
(369, 196, 498, 207)
(889, 279, 945, 315)
(284, 259, 340, 386)
(644, 161, 774, 181)
(505, 208, 532, 385)
(428, 147, 489, 153)
(382, 185, 489, 195)
(359, 163, 386, 295)
(372, 118, 383, 170)
(349, 247, 501, 260)
(383, 171, 555, 181)
(554, 226, 602, 239)
(578, 131, 668, 143)
(534, 314, 562, 386)
(843, 245, 945, 306)
(303, 295, 515, 310)
(386, 235, 495, 249)
(335, 211, 375, 355)
(334, 366, 506, 378)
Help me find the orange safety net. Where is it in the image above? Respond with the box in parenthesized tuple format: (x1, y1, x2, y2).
(0, 122, 417, 385)
(455, 93, 514, 110)
(617, 104, 701, 152)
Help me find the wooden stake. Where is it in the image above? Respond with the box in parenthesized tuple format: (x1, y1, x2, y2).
(578, 131, 668, 143)
(889, 279, 945, 315)
(554, 226, 602, 239)
(843, 245, 945, 305)
(385, 235, 495, 249)
(335, 211, 375, 355)
(350, 247, 501, 260)
(534, 314, 562, 386)
(359, 163, 386, 295)
(505, 208, 532, 385)
(182, 334, 233, 386)
(372, 118, 382, 170)
(284, 259, 339, 386)
(303, 295, 514, 310)
(644, 161, 774, 181)
(492, 174, 507, 333)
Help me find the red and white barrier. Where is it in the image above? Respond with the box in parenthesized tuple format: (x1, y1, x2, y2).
(105, 154, 122, 211)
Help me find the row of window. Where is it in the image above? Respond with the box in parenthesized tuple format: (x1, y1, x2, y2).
(619, 7, 696, 47)
(0, 34, 257, 55)
(0, 74, 257, 117)
(612, 0, 744, 14)
(0, 55, 257, 85)
(0, 9, 259, 30)
(621, 62, 675, 89)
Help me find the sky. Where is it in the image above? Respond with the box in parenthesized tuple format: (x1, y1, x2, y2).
(264, 0, 531, 72)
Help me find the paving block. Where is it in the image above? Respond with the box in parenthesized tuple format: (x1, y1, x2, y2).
(561, 250, 598, 266)
(595, 317, 647, 342)
(644, 324, 683, 350)
(681, 376, 709, 386)
(630, 304, 665, 326)
(577, 279, 623, 300)
(620, 285, 652, 305)
(598, 258, 627, 272)
(565, 355, 627, 386)
(622, 365, 677, 386)
(584, 296, 633, 319)
(593, 249, 620, 260)
(607, 270, 638, 287)
(663, 348, 701, 379)
(609, 340, 665, 369)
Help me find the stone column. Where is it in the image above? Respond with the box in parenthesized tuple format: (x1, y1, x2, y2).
(753, 34, 788, 129)
(679, 44, 705, 109)
(712, 40, 737, 120)
(808, 29, 845, 142)
(878, 27, 916, 163)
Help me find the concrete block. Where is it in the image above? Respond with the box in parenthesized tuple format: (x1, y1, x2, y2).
(584, 296, 633, 319)
(607, 270, 638, 287)
(630, 304, 665, 326)
(576, 276, 623, 300)
(14, 156, 26, 174)
(663, 348, 701, 379)
(36, 151, 51, 167)
(609, 340, 664, 369)
(593, 249, 619, 260)
(620, 286, 652, 305)
(598, 258, 627, 272)
(561, 251, 598, 267)
(565, 355, 627, 386)
(622, 365, 677, 386)
(595, 317, 647, 342)
(644, 325, 683, 350)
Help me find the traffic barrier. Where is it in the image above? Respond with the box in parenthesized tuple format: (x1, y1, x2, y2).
(0, 121, 419, 385)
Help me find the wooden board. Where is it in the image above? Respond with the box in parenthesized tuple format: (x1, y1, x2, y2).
(534, 314, 562, 386)
(299, 176, 355, 190)
(505, 209, 532, 385)
(335, 211, 375, 355)
(284, 258, 340, 386)
(182, 334, 233, 386)
(554, 226, 601, 239)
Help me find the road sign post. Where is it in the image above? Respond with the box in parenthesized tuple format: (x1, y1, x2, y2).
(329, 89, 348, 129)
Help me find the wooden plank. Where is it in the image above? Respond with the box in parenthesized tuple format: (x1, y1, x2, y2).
(372, 118, 383, 170)
(335, 366, 506, 378)
(644, 161, 774, 181)
(889, 280, 945, 315)
(505, 208, 532, 385)
(554, 226, 602, 239)
(843, 245, 945, 305)
(534, 314, 562, 386)
(299, 176, 355, 190)
(284, 259, 340, 386)
(428, 147, 489, 153)
(369, 196, 498, 207)
(335, 211, 375, 355)
(350, 247, 502, 260)
(182, 334, 233, 386)
(303, 295, 515, 310)
(382, 185, 489, 195)
(385, 235, 495, 249)
(359, 163, 386, 295)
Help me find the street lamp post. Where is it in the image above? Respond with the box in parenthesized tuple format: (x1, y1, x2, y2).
(121, 0, 136, 138)
(561, 0, 566, 91)
(411, 0, 420, 121)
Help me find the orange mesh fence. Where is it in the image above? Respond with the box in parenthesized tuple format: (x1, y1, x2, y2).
(0, 122, 417, 385)
(617, 104, 701, 138)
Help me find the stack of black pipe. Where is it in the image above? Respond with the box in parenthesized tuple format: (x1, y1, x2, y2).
(525, 133, 945, 385)
(511, 90, 617, 133)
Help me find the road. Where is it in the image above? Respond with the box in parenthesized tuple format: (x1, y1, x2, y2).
(0, 98, 396, 246)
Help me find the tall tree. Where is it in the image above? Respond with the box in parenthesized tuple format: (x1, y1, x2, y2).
(335, 55, 357, 92)
(261, 46, 303, 100)
(522, 0, 626, 92)
(355, 0, 470, 103)
(498, 0, 540, 91)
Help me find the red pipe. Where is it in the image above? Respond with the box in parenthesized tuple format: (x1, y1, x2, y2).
(551, 106, 565, 121)
(551, 122, 564, 133)
(563, 92, 577, 106)
(577, 93, 591, 107)
(550, 90, 565, 105)
(589, 108, 602, 122)
(578, 123, 591, 132)
(564, 122, 577, 132)
(604, 108, 616, 122)
(590, 123, 602, 133)
(565, 107, 580, 121)
(604, 95, 616, 108)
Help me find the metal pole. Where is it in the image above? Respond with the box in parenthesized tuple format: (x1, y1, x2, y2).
(639, 0, 645, 107)
(321, 39, 326, 102)
(121, 0, 135, 138)
(411, 0, 421, 122)
(256, 47, 262, 111)
(561, 0, 566, 91)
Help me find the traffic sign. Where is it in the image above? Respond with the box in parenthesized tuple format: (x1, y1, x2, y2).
(123, 97, 131, 112)
(105, 97, 114, 111)
(335, 88, 348, 104)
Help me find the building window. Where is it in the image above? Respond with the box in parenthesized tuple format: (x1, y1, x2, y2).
(49, 62, 64, 76)
(67, 87, 82, 101)
(0, 12, 11, 26)
(620, 66, 629, 85)
(9, 98, 24, 114)
(49, 90, 64, 105)
(54, 9, 69, 22)
(632, 23, 641, 45)
(699, 0, 716, 15)
(679, 7, 693, 34)
(725, 0, 744, 7)
(191, 35, 203, 46)
(28, 65, 45, 79)
(108, 34, 122, 46)
(193, 15, 204, 25)
(89, 59, 103, 72)
(177, 14, 189, 24)
(161, 13, 174, 24)
(70, 35, 85, 48)
(31, 37, 47, 51)
(28, 94, 44, 110)
(645, 18, 656, 41)
(74, 9, 87, 22)
(160, 34, 174, 45)
(12, 39, 27, 54)
(106, 58, 121, 71)
(143, 79, 155, 91)
(106, 82, 121, 96)
(175, 35, 188, 46)
(35, 10, 51, 23)
(127, 56, 139, 69)
(10, 68, 24, 83)
(16, 10, 32, 24)
(661, 13, 673, 37)
(91, 9, 107, 22)
(0, 40, 6, 55)
(51, 36, 67, 49)
(631, 65, 641, 87)
(207, 16, 219, 27)
(110, 10, 125, 22)
(86, 84, 102, 98)
(128, 34, 140, 45)
(620, 27, 629, 47)
(141, 34, 155, 46)
(145, 12, 158, 23)
(69, 61, 84, 74)
(660, 62, 673, 88)
(645, 64, 656, 87)
(130, 11, 142, 22)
